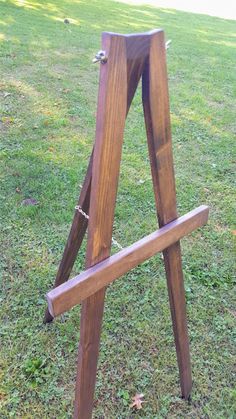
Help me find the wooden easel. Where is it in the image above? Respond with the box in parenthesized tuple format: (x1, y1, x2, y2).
(45, 30, 209, 418)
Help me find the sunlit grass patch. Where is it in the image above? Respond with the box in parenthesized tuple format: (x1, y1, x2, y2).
(0, 0, 235, 417)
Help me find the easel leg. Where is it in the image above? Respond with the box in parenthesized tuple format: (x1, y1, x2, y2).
(74, 289, 105, 418)
(142, 31, 192, 399)
(44, 152, 93, 323)
(74, 34, 127, 418)
(163, 243, 192, 399)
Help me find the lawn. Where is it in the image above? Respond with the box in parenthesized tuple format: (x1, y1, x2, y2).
(0, 0, 235, 417)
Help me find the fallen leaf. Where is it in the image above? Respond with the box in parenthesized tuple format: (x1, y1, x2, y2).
(2, 116, 14, 124)
(48, 147, 54, 152)
(231, 230, 236, 236)
(0, 390, 6, 401)
(130, 393, 145, 410)
(22, 198, 38, 206)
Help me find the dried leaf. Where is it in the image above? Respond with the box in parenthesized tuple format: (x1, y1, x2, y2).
(2, 116, 14, 124)
(231, 230, 236, 236)
(22, 198, 38, 206)
(130, 393, 145, 410)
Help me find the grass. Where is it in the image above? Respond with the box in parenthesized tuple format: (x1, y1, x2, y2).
(0, 0, 235, 417)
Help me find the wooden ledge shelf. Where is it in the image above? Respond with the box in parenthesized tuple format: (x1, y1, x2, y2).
(47, 205, 209, 318)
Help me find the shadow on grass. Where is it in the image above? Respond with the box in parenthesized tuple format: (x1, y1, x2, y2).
(0, 1, 235, 417)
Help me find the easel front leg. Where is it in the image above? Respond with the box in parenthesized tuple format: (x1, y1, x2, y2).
(142, 30, 192, 399)
(44, 152, 93, 323)
(74, 33, 127, 418)
(74, 289, 105, 419)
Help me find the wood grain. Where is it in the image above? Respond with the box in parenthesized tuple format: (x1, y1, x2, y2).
(142, 30, 192, 399)
(74, 31, 164, 417)
(47, 205, 209, 317)
(74, 32, 128, 419)
(125, 29, 161, 112)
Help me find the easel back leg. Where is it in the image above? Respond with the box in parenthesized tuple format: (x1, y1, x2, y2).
(142, 30, 192, 399)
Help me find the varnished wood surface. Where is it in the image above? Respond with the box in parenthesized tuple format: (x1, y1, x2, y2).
(74, 33, 128, 419)
(125, 29, 161, 112)
(142, 30, 192, 399)
(47, 206, 209, 317)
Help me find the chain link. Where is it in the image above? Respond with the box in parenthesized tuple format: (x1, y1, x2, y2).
(75, 205, 123, 250)
(75, 205, 89, 219)
(111, 237, 123, 250)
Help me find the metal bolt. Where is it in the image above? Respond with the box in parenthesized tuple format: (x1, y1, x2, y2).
(92, 50, 108, 64)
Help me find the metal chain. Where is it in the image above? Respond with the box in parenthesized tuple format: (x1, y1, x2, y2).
(75, 205, 89, 219)
(165, 39, 172, 49)
(75, 205, 123, 250)
(111, 237, 123, 250)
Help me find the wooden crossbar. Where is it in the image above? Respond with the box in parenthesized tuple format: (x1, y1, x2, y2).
(47, 205, 209, 318)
